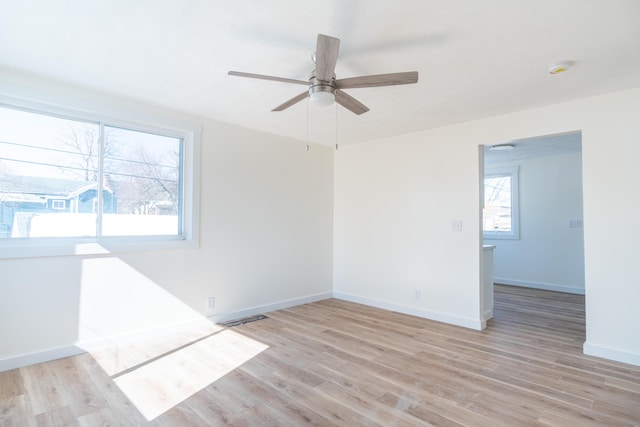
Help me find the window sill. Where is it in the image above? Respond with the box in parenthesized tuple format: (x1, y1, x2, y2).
(483, 233, 520, 241)
(0, 237, 198, 259)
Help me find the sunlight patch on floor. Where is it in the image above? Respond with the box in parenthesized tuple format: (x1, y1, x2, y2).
(75, 257, 269, 420)
(110, 328, 268, 421)
(82, 321, 224, 376)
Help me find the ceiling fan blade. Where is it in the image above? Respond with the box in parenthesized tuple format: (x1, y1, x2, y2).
(228, 71, 308, 86)
(335, 90, 369, 115)
(272, 91, 309, 111)
(335, 71, 418, 89)
(315, 34, 340, 82)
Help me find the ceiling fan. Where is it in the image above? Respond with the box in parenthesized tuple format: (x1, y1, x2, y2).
(228, 34, 419, 115)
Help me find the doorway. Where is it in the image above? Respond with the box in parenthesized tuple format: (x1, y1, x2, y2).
(481, 132, 585, 321)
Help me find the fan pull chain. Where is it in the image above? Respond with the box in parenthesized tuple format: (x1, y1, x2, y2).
(335, 103, 339, 150)
(306, 97, 310, 151)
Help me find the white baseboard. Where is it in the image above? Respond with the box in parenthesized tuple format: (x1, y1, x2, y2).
(0, 345, 86, 373)
(333, 291, 484, 331)
(0, 292, 333, 373)
(583, 342, 640, 367)
(494, 278, 585, 295)
(206, 292, 333, 324)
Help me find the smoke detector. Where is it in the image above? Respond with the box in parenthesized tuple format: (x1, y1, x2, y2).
(549, 61, 571, 74)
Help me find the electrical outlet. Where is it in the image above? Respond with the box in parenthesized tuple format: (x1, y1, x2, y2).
(568, 219, 583, 228)
(414, 290, 422, 301)
(451, 220, 463, 232)
(206, 297, 215, 311)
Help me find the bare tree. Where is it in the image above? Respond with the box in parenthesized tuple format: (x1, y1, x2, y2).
(0, 159, 12, 177)
(57, 124, 180, 216)
(116, 144, 179, 215)
(133, 144, 179, 203)
(57, 123, 121, 181)
(0, 160, 11, 203)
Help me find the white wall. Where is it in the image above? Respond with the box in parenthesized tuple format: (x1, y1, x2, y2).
(334, 134, 483, 329)
(0, 74, 334, 369)
(334, 87, 640, 366)
(485, 150, 585, 294)
(1, 72, 639, 369)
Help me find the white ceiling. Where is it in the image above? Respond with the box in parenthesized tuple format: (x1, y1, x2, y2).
(1, 1, 639, 146)
(484, 132, 581, 166)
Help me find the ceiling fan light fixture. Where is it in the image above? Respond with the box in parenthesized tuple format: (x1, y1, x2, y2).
(309, 90, 335, 107)
(309, 81, 336, 107)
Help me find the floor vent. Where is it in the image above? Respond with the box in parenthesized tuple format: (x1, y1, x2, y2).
(220, 314, 268, 328)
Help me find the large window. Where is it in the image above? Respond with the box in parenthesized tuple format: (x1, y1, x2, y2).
(0, 100, 198, 257)
(483, 166, 520, 240)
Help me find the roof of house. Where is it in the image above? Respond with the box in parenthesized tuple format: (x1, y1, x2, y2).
(0, 176, 96, 197)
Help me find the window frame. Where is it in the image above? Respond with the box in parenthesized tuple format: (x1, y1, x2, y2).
(0, 95, 200, 259)
(483, 166, 520, 240)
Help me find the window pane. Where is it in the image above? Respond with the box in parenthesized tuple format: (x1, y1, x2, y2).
(484, 175, 512, 232)
(0, 106, 99, 238)
(102, 126, 182, 236)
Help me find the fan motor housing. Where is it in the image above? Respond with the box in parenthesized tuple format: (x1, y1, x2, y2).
(309, 71, 336, 97)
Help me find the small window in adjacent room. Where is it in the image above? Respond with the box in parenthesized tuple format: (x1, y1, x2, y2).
(483, 166, 520, 240)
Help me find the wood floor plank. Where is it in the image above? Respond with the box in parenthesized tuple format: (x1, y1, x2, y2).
(228, 367, 342, 426)
(34, 405, 78, 427)
(18, 361, 68, 417)
(2, 284, 639, 426)
(0, 395, 37, 427)
(48, 357, 109, 418)
(0, 369, 24, 401)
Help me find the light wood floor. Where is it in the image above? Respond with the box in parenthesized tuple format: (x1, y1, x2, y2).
(2, 285, 639, 426)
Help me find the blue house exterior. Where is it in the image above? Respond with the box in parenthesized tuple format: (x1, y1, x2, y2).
(0, 176, 116, 238)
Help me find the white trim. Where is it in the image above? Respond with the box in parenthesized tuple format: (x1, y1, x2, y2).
(494, 278, 585, 295)
(0, 236, 199, 259)
(206, 292, 333, 324)
(333, 291, 484, 330)
(0, 345, 86, 372)
(583, 342, 640, 367)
